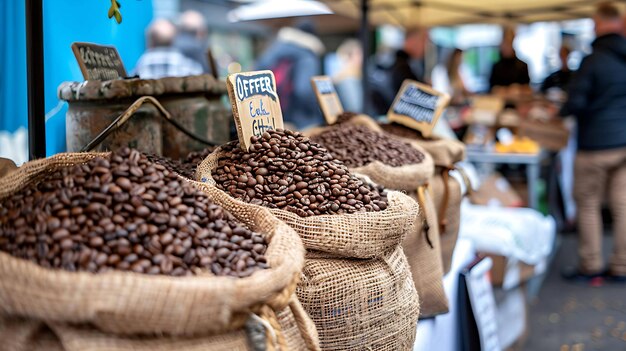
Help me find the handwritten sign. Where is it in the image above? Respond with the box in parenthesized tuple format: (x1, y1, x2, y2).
(71, 42, 127, 81)
(226, 70, 284, 151)
(311, 76, 344, 125)
(464, 257, 501, 351)
(387, 80, 450, 137)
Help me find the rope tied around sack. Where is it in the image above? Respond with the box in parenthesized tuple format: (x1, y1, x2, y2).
(416, 184, 434, 249)
(436, 165, 473, 236)
(247, 271, 320, 351)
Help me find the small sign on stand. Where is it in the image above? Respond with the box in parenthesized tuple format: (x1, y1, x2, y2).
(387, 80, 450, 137)
(458, 256, 501, 351)
(310, 76, 344, 125)
(71, 42, 127, 80)
(226, 70, 284, 151)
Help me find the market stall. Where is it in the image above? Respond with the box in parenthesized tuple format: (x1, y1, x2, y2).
(4, 1, 593, 350)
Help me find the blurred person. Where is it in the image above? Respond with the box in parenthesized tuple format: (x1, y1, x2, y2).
(255, 20, 325, 129)
(390, 27, 428, 94)
(432, 48, 469, 105)
(560, 2, 626, 282)
(333, 39, 363, 112)
(541, 45, 573, 93)
(134, 19, 203, 79)
(174, 10, 211, 74)
(489, 27, 531, 93)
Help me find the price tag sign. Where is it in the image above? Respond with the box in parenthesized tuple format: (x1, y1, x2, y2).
(71, 42, 127, 80)
(227, 70, 284, 151)
(387, 80, 450, 137)
(311, 76, 344, 125)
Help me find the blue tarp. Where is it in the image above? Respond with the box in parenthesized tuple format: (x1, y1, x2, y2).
(0, 0, 153, 156)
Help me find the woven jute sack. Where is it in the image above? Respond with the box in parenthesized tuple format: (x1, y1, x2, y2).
(378, 123, 466, 276)
(196, 148, 420, 259)
(0, 153, 307, 338)
(431, 169, 462, 275)
(298, 247, 419, 351)
(304, 115, 435, 192)
(404, 185, 449, 318)
(1, 301, 320, 351)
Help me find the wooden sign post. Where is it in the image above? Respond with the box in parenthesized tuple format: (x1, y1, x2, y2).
(71, 42, 127, 80)
(226, 70, 284, 151)
(311, 76, 344, 125)
(387, 80, 450, 137)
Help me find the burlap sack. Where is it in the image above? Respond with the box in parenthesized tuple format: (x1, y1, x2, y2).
(431, 169, 462, 275)
(298, 247, 419, 351)
(306, 117, 447, 320)
(197, 148, 420, 350)
(197, 148, 420, 259)
(404, 186, 449, 318)
(379, 122, 466, 276)
(1, 302, 320, 351)
(318, 116, 447, 319)
(0, 153, 306, 338)
(304, 115, 435, 192)
(0, 316, 64, 351)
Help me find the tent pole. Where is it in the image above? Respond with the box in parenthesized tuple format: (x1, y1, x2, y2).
(26, 0, 46, 160)
(360, 0, 371, 114)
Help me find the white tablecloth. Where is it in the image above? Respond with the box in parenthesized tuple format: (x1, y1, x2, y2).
(413, 239, 476, 351)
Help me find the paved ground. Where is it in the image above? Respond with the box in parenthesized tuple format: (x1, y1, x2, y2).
(525, 235, 626, 351)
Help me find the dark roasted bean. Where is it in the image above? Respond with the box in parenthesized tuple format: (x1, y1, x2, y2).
(211, 130, 388, 217)
(0, 147, 269, 278)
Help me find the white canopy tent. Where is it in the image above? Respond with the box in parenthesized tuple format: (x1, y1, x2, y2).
(322, 0, 625, 27)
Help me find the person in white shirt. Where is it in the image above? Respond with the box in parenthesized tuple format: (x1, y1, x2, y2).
(133, 19, 203, 79)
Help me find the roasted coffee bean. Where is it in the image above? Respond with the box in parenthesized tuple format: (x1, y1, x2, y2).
(310, 124, 425, 168)
(335, 111, 358, 125)
(379, 122, 428, 140)
(0, 147, 268, 278)
(144, 146, 215, 180)
(212, 129, 388, 217)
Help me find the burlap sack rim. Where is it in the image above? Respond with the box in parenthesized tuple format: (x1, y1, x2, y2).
(0, 152, 305, 336)
(197, 148, 420, 259)
(305, 115, 435, 191)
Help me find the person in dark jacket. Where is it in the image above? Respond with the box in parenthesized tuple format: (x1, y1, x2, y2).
(541, 45, 573, 93)
(561, 2, 626, 282)
(174, 10, 210, 74)
(390, 27, 427, 95)
(255, 21, 325, 129)
(489, 27, 531, 93)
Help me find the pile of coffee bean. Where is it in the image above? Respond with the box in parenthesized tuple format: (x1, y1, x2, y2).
(379, 122, 426, 140)
(0, 148, 268, 278)
(146, 146, 216, 179)
(212, 129, 388, 217)
(183, 146, 216, 166)
(145, 154, 193, 179)
(310, 124, 425, 168)
(335, 112, 357, 124)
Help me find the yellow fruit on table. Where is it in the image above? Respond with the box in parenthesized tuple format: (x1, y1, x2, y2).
(495, 136, 540, 154)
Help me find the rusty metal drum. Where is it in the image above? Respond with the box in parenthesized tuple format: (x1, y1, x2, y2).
(64, 98, 162, 154)
(58, 75, 230, 158)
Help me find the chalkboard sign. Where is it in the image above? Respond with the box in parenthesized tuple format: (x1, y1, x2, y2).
(387, 80, 450, 137)
(311, 76, 344, 125)
(71, 42, 127, 80)
(226, 70, 284, 151)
